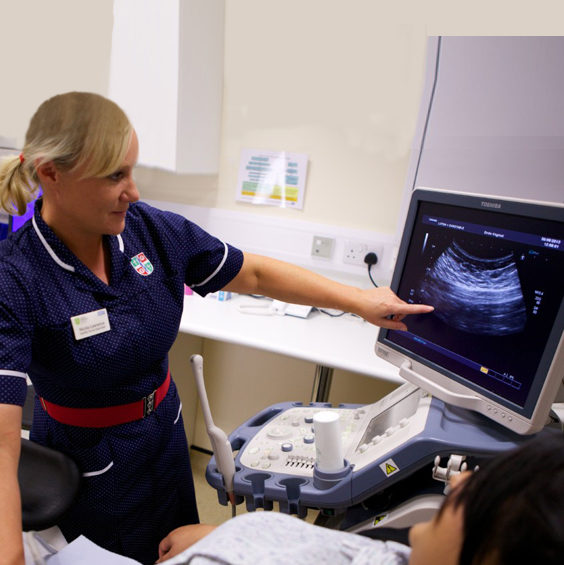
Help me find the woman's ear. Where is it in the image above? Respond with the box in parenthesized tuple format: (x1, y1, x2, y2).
(36, 161, 59, 185)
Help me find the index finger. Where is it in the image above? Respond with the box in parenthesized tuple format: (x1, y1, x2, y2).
(388, 304, 434, 316)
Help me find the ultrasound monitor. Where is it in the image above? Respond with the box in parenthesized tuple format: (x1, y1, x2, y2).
(376, 188, 564, 434)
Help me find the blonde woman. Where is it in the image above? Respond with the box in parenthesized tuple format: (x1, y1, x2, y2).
(0, 92, 433, 565)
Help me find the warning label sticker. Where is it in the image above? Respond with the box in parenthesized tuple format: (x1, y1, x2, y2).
(373, 515, 387, 526)
(379, 458, 400, 477)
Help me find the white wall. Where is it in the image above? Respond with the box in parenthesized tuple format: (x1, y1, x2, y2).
(134, 0, 564, 235)
(0, 0, 425, 234)
(214, 3, 426, 235)
(0, 0, 114, 147)
(134, 1, 429, 235)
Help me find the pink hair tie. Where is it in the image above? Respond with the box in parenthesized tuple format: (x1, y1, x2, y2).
(19, 153, 25, 164)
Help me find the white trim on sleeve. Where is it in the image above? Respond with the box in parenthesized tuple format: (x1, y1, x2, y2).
(191, 242, 229, 288)
(0, 370, 28, 379)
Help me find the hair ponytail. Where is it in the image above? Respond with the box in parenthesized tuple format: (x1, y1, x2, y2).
(0, 154, 39, 215)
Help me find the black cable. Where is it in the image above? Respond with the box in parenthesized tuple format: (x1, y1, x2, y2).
(315, 308, 361, 320)
(315, 308, 347, 317)
(364, 252, 379, 288)
(367, 264, 378, 288)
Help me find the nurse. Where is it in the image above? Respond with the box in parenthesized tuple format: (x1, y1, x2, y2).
(0, 92, 433, 565)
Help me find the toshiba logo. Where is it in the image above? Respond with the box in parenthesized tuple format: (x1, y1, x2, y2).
(481, 201, 502, 209)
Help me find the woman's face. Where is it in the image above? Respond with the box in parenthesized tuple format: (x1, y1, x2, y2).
(40, 130, 140, 239)
(408, 473, 468, 565)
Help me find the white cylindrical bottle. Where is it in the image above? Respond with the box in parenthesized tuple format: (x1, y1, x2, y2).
(313, 410, 345, 473)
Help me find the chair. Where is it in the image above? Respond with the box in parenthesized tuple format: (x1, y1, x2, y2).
(18, 438, 81, 531)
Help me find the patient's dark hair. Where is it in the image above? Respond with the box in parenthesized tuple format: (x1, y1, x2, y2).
(448, 433, 564, 565)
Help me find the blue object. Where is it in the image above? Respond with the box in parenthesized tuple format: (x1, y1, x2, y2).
(9, 189, 41, 233)
(205, 386, 531, 519)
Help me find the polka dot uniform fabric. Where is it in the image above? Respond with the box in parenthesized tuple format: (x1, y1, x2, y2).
(0, 200, 244, 564)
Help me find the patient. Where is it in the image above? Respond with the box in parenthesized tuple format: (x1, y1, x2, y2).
(157, 433, 564, 565)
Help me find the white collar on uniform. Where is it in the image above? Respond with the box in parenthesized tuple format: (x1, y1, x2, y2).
(32, 215, 125, 272)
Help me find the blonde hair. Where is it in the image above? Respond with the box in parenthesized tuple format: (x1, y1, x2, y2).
(0, 92, 132, 215)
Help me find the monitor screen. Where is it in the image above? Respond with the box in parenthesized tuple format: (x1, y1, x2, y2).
(376, 188, 564, 434)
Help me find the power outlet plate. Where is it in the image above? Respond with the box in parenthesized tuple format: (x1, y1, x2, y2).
(343, 240, 379, 266)
(311, 235, 335, 259)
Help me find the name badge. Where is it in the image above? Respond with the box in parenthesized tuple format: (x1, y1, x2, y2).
(71, 309, 111, 341)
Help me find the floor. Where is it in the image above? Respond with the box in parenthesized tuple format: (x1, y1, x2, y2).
(190, 448, 318, 526)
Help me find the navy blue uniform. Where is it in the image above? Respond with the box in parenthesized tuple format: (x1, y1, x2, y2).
(0, 201, 244, 564)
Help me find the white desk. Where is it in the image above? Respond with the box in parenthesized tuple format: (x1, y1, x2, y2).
(179, 293, 403, 400)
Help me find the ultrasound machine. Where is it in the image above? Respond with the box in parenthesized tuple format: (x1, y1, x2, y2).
(199, 187, 564, 532)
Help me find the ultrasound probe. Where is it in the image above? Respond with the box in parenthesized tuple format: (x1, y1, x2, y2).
(190, 354, 237, 515)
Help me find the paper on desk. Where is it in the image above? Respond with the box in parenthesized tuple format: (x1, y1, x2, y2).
(47, 536, 142, 565)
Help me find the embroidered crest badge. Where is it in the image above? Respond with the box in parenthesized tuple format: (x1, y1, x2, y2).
(130, 252, 154, 276)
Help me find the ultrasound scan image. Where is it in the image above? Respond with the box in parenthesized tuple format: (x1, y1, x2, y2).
(420, 241, 527, 336)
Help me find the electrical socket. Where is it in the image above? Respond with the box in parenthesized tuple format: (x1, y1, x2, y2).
(311, 235, 335, 259)
(343, 240, 378, 266)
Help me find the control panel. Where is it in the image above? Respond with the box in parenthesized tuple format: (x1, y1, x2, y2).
(206, 382, 526, 517)
(239, 384, 431, 475)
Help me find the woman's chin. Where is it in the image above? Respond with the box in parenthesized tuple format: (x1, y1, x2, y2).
(106, 219, 126, 235)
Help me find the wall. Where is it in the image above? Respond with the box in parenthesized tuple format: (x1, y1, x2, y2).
(0, 0, 114, 147)
(136, 2, 428, 235)
(134, 0, 564, 235)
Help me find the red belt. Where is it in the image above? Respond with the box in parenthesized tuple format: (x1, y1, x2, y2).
(39, 369, 171, 428)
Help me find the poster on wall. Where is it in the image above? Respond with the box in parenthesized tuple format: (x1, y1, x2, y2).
(236, 149, 308, 209)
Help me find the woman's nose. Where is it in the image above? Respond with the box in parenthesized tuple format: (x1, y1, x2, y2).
(121, 178, 140, 203)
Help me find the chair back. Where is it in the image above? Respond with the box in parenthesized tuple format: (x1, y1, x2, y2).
(19, 438, 81, 531)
